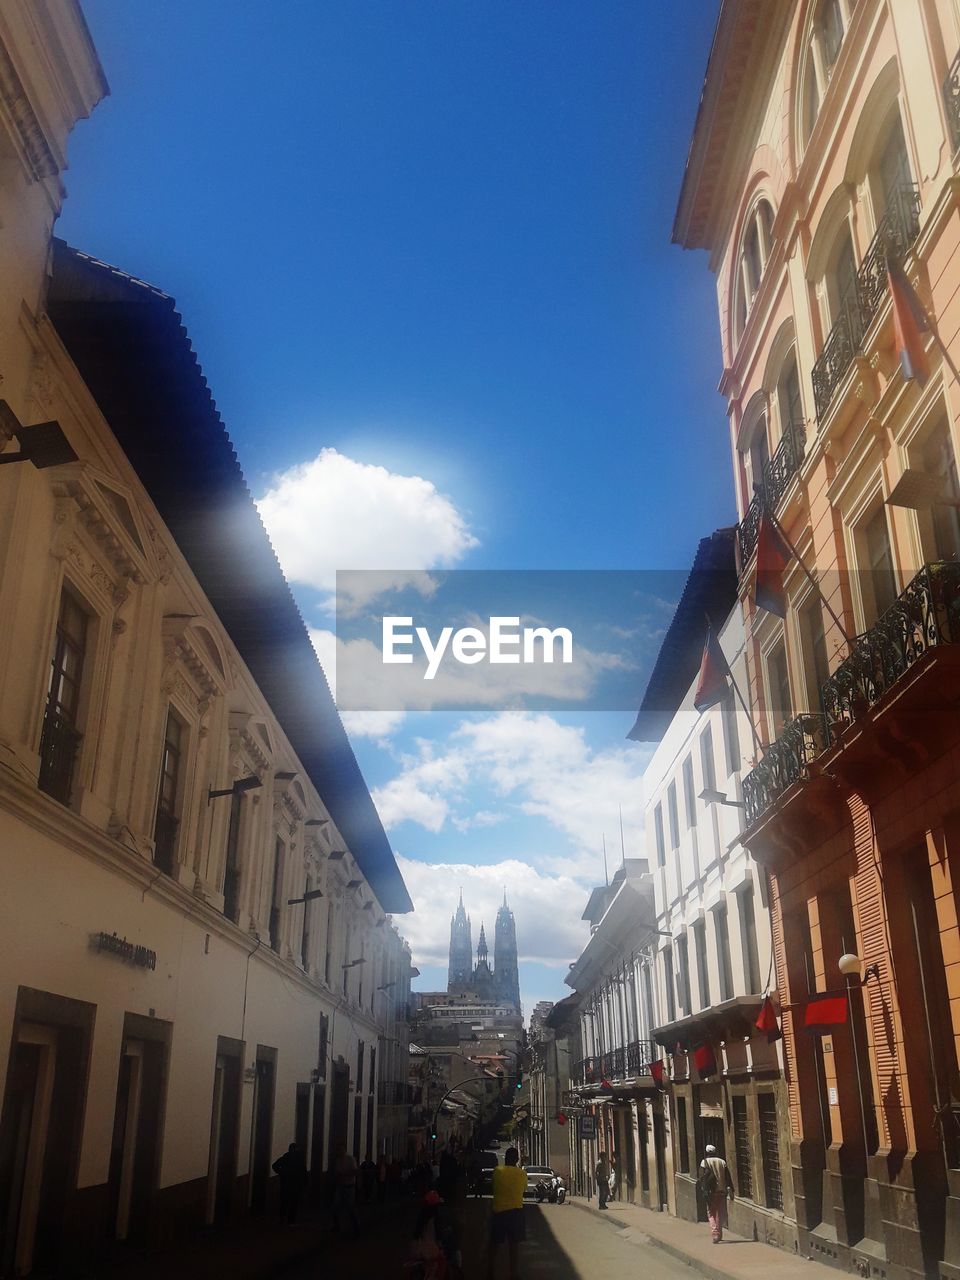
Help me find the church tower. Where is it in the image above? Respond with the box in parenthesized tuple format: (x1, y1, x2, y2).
(474, 923, 495, 999)
(447, 891, 473, 990)
(494, 891, 521, 1011)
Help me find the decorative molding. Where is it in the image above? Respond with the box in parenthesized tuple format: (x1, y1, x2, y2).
(0, 35, 58, 181)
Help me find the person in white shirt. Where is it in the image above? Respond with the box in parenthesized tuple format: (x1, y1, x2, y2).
(697, 1144, 734, 1243)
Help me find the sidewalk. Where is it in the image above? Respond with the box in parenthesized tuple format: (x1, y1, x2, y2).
(568, 1196, 841, 1280)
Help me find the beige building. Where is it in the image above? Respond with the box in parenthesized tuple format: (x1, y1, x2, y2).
(675, 2, 960, 1277)
(0, 3, 412, 1273)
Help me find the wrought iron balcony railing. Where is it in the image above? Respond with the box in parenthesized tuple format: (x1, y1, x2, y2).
(737, 422, 806, 567)
(811, 183, 921, 422)
(944, 50, 960, 152)
(742, 713, 830, 828)
(820, 561, 960, 730)
(37, 701, 82, 806)
(571, 1042, 656, 1087)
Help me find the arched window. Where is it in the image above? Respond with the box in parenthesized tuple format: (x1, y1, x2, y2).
(732, 198, 776, 346)
(799, 0, 850, 147)
(824, 221, 858, 327)
(738, 400, 772, 503)
(777, 352, 804, 436)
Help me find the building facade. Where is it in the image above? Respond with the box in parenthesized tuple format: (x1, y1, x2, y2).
(565, 860, 664, 1209)
(636, 577, 791, 1246)
(0, 5, 413, 1273)
(675, 2, 960, 1277)
(524, 1001, 571, 1181)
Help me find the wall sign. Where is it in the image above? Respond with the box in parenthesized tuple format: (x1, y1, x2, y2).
(580, 1115, 597, 1139)
(96, 931, 157, 970)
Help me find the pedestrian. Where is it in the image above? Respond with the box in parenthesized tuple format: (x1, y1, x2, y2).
(333, 1145, 361, 1235)
(486, 1146, 526, 1280)
(610, 1151, 621, 1202)
(595, 1151, 610, 1210)
(377, 1152, 389, 1206)
(411, 1188, 462, 1279)
(360, 1150, 377, 1203)
(697, 1144, 734, 1243)
(438, 1143, 459, 1203)
(272, 1142, 307, 1224)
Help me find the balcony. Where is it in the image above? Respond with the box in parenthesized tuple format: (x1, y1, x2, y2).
(570, 1041, 656, 1089)
(737, 421, 806, 567)
(742, 713, 830, 829)
(811, 183, 921, 423)
(944, 49, 960, 152)
(821, 561, 960, 734)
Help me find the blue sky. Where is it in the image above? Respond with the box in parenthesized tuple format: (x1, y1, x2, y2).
(59, 0, 725, 1013)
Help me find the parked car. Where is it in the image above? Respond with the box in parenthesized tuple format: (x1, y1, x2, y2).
(523, 1164, 565, 1202)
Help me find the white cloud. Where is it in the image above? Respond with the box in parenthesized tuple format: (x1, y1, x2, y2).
(452, 809, 504, 833)
(396, 856, 590, 971)
(256, 449, 477, 608)
(374, 711, 653, 874)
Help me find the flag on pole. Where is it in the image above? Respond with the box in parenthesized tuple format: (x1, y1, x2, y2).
(647, 1059, 665, 1087)
(755, 993, 782, 1043)
(888, 258, 930, 386)
(693, 623, 732, 713)
(753, 511, 791, 618)
(802, 991, 848, 1033)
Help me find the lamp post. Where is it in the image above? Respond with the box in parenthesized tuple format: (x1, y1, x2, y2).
(838, 952, 871, 1158)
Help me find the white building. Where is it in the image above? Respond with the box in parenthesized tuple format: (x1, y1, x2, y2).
(635, 530, 790, 1242)
(0, 4, 413, 1272)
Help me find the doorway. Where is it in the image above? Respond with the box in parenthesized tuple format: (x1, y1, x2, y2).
(249, 1049, 276, 1212)
(328, 1063, 350, 1163)
(653, 1102, 669, 1210)
(0, 994, 92, 1279)
(310, 1083, 326, 1198)
(107, 1022, 168, 1244)
(206, 1038, 242, 1225)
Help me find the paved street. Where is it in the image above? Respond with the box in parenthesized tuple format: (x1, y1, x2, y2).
(276, 1197, 698, 1279)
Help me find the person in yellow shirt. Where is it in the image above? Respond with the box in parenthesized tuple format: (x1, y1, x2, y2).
(487, 1147, 527, 1279)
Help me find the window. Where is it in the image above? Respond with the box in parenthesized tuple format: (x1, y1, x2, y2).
(301, 878, 313, 970)
(800, 598, 830, 712)
(677, 935, 692, 1015)
(682, 756, 696, 829)
(732, 1095, 754, 1198)
(738, 886, 762, 994)
(693, 919, 710, 1009)
(876, 113, 911, 214)
(767, 640, 792, 738)
(654, 804, 666, 868)
(154, 709, 184, 875)
(758, 1094, 784, 1210)
(676, 1097, 690, 1173)
(818, 0, 844, 70)
(733, 201, 776, 343)
(269, 837, 285, 953)
(863, 506, 898, 620)
(324, 902, 334, 985)
(667, 782, 680, 850)
(720, 694, 740, 776)
(776, 353, 804, 446)
(342, 924, 352, 994)
(39, 588, 89, 804)
(749, 416, 771, 499)
(922, 421, 960, 561)
(641, 965, 655, 1038)
(714, 901, 734, 1002)
(317, 1014, 329, 1079)
(222, 791, 243, 923)
(830, 226, 859, 322)
(662, 945, 676, 1022)
(700, 724, 717, 792)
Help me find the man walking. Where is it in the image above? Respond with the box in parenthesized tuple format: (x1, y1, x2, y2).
(698, 1144, 734, 1243)
(595, 1151, 610, 1210)
(487, 1147, 526, 1279)
(272, 1142, 307, 1224)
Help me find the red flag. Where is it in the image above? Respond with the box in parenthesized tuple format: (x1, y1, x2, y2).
(692, 1042, 717, 1076)
(600, 1078, 613, 1091)
(693, 624, 731, 713)
(753, 511, 791, 618)
(803, 991, 848, 1033)
(888, 259, 929, 386)
(755, 994, 782, 1043)
(647, 1059, 665, 1087)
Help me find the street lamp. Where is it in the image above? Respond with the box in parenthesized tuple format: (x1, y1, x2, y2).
(208, 775, 262, 803)
(0, 404, 78, 469)
(699, 787, 744, 808)
(287, 888, 324, 905)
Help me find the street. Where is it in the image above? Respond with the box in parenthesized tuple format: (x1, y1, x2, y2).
(277, 1198, 696, 1280)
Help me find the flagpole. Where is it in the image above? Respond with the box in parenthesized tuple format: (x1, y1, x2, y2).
(702, 613, 766, 759)
(763, 505, 853, 647)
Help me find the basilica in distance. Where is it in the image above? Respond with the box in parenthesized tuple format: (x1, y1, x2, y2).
(447, 891, 521, 1012)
